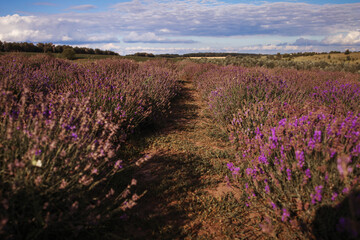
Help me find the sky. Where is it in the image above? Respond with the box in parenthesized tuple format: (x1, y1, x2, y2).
(1, 0, 360, 55)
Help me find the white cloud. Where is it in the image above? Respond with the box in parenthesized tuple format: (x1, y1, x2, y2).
(322, 31, 360, 45)
(110, 1, 360, 37)
(123, 46, 213, 54)
(122, 44, 304, 55)
(123, 32, 164, 43)
(123, 32, 196, 43)
(159, 29, 171, 33)
(241, 44, 299, 51)
(0, 14, 118, 44)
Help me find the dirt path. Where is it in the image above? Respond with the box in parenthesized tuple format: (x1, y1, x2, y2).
(120, 78, 254, 239)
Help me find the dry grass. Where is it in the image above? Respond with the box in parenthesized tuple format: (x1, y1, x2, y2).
(292, 52, 360, 64)
(189, 57, 227, 59)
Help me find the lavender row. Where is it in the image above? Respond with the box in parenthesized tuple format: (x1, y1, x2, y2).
(194, 63, 360, 238)
(0, 55, 180, 239)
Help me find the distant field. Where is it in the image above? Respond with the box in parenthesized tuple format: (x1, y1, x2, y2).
(189, 56, 227, 59)
(291, 52, 360, 64)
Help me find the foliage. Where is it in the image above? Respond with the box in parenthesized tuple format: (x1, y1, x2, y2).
(0, 41, 118, 56)
(61, 48, 76, 60)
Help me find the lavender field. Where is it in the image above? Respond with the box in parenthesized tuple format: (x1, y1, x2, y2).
(0, 55, 359, 239)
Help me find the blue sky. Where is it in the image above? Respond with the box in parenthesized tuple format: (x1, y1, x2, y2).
(1, 0, 360, 55)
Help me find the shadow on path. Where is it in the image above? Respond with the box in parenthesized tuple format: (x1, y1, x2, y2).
(312, 190, 360, 240)
(114, 78, 215, 239)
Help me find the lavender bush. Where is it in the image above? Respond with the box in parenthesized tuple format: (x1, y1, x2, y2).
(195, 64, 360, 238)
(0, 54, 180, 239)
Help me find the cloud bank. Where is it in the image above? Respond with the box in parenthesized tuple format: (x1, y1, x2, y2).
(0, 0, 360, 54)
(123, 32, 197, 43)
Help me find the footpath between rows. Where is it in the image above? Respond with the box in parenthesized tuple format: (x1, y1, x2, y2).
(119, 77, 261, 239)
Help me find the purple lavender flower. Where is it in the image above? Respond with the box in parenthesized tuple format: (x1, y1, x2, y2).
(258, 154, 269, 165)
(232, 167, 240, 176)
(71, 132, 78, 140)
(227, 162, 234, 170)
(310, 194, 316, 205)
(311, 185, 324, 204)
(271, 202, 277, 210)
(246, 168, 256, 177)
(305, 169, 311, 179)
(269, 128, 278, 149)
(296, 150, 305, 168)
(265, 184, 270, 194)
(255, 127, 264, 140)
(308, 139, 315, 149)
(331, 192, 338, 201)
(279, 118, 287, 127)
(330, 150, 337, 158)
(315, 185, 323, 201)
(35, 149, 42, 156)
(352, 144, 360, 156)
(286, 168, 292, 181)
(281, 208, 290, 222)
(314, 130, 322, 142)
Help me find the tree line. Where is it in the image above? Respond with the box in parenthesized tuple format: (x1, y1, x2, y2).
(0, 41, 119, 56)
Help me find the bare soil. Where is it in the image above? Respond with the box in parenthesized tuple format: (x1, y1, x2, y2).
(118, 77, 258, 239)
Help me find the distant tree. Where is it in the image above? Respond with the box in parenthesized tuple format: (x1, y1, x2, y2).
(61, 47, 76, 60)
(283, 53, 290, 58)
(3, 42, 20, 52)
(43, 43, 54, 53)
(78, 47, 87, 54)
(134, 52, 147, 57)
(345, 49, 351, 55)
(55, 45, 63, 53)
(94, 48, 102, 55)
(36, 43, 45, 52)
(86, 48, 95, 54)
